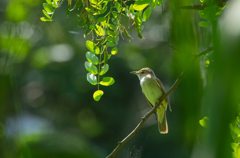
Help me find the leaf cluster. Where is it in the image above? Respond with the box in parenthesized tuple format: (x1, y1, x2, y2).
(40, 0, 162, 101)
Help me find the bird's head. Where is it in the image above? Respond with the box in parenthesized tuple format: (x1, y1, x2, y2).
(130, 67, 156, 80)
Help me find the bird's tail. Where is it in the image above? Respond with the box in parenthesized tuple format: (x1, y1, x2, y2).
(157, 106, 168, 134)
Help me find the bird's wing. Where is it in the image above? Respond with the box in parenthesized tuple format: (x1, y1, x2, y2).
(155, 77, 172, 111)
(143, 92, 154, 108)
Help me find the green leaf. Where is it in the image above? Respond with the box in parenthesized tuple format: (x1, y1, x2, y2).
(89, 0, 97, 4)
(46, 0, 52, 5)
(133, 0, 150, 11)
(85, 61, 98, 75)
(87, 73, 98, 85)
(40, 17, 53, 21)
(231, 143, 238, 152)
(199, 6, 217, 21)
(199, 21, 211, 27)
(106, 36, 115, 42)
(115, 35, 119, 45)
(93, 90, 104, 101)
(100, 77, 115, 86)
(107, 30, 115, 37)
(129, 4, 134, 13)
(111, 47, 118, 55)
(97, 17, 107, 23)
(199, 117, 209, 128)
(43, 3, 54, 13)
(67, 0, 72, 18)
(86, 40, 100, 54)
(115, 2, 121, 12)
(95, 25, 104, 36)
(42, 10, 51, 18)
(143, 7, 151, 21)
(101, 55, 111, 63)
(93, 7, 107, 15)
(86, 51, 99, 65)
(124, 27, 131, 41)
(108, 24, 116, 30)
(99, 64, 109, 75)
(156, 0, 163, 6)
(106, 42, 115, 47)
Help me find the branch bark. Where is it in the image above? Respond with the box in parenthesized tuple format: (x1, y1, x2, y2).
(106, 47, 213, 158)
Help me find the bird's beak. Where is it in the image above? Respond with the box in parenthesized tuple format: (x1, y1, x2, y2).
(130, 71, 138, 75)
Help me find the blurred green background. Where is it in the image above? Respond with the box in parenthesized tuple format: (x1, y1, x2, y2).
(1, 0, 240, 158)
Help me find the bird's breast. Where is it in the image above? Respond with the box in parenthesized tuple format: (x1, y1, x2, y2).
(140, 77, 163, 106)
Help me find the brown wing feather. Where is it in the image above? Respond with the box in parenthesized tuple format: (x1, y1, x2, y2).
(155, 77, 172, 111)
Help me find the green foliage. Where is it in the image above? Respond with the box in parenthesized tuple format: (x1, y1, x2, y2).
(198, 0, 226, 27)
(230, 105, 240, 158)
(93, 90, 104, 101)
(199, 117, 209, 128)
(143, 7, 152, 21)
(39, 0, 164, 100)
(100, 77, 115, 86)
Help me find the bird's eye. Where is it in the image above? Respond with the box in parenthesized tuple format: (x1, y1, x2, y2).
(141, 71, 144, 74)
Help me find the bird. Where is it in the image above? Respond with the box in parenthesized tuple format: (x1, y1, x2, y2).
(131, 67, 171, 134)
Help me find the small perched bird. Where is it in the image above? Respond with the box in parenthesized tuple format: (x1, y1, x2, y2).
(131, 68, 171, 134)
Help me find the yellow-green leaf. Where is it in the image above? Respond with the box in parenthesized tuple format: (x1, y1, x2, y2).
(43, 3, 54, 13)
(87, 73, 98, 85)
(100, 77, 115, 86)
(111, 47, 118, 55)
(40, 17, 53, 21)
(199, 117, 209, 128)
(99, 64, 109, 75)
(95, 25, 104, 36)
(93, 90, 104, 101)
(85, 61, 98, 75)
(143, 7, 151, 21)
(86, 51, 99, 65)
(86, 40, 100, 54)
(133, 0, 150, 11)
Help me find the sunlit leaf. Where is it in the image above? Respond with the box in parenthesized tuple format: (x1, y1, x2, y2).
(86, 51, 99, 65)
(99, 64, 109, 75)
(133, 0, 150, 11)
(100, 77, 115, 86)
(106, 42, 115, 47)
(111, 47, 118, 55)
(199, 117, 209, 128)
(87, 73, 98, 85)
(46, 0, 52, 5)
(93, 7, 107, 15)
(85, 61, 98, 75)
(95, 25, 104, 36)
(42, 10, 51, 18)
(231, 143, 238, 152)
(143, 7, 151, 21)
(43, 3, 54, 13)
(40, 17, 53, 21)
(93, 90, 104, 101)
(86, 40, 100, 54)
(89, 0, 97, 4)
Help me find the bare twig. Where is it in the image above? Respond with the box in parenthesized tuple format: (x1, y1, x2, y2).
(106, 47, 214, 158)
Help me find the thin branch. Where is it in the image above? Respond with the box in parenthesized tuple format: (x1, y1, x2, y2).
(106, 47, 213, 158)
